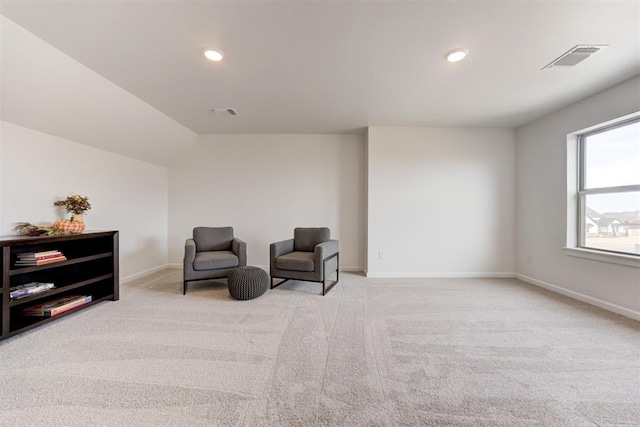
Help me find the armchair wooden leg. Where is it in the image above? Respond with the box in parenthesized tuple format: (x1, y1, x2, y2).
(183, 280, 187, 295)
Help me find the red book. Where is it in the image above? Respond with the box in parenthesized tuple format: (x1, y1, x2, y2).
(16, 256, 67, 266)
(23, 295, 92, 317)
(18, 250, 62, 260)
(35, 256, 67, 265)
(34, 252, 63, 260)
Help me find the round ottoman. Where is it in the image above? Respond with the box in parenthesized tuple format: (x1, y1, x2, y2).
(228, 266, 268, 300)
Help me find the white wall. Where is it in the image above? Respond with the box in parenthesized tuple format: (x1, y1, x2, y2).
(168, 134, 366, 270)
(516, 76, 640, 318)
(367, 127, 516, 277)
(1, 16, 197, 167)
(1, 122, 169, 280)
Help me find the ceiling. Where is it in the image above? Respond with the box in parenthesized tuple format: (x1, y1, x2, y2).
(1, 0, 639, 135)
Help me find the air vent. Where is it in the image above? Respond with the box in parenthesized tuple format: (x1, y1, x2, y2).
(210, 108, 239, 116)
(542, 45, 608, 70)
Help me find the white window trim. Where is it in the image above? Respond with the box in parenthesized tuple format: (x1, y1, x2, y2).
(566, 111, 640, 267)
(563, 247, 640, 268)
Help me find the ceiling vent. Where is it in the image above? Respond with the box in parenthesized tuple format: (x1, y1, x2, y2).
(542, 45, 608, 70)
(210, 108, 239, 117)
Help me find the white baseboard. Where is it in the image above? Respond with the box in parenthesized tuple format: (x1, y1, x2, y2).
(121, 264, 169, 284)
(365, 272, 515, 279)
(515, 273, 640, 321)
(340, 266, 365, 273)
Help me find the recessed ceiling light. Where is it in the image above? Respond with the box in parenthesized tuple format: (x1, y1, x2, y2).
(445, 48, 468, 63)
(204, 49, 224, 61)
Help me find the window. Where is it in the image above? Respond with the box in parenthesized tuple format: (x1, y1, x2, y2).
(577, 117, 640, 256)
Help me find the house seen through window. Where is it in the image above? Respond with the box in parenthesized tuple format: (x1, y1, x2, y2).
(578, 117, 640, 256)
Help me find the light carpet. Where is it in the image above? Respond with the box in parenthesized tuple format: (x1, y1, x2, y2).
(0, 271, 638, 426)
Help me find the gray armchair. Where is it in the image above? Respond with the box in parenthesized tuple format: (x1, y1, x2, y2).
(183, 226, 246, 294)
(270, 227, 339, 295)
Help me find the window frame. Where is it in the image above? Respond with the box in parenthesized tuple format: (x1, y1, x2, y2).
(576, 116, 640, 257)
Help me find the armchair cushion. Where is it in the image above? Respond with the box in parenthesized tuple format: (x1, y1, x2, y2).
(294, 227, 330, 252)
(193, 251, 239, 271)
(194, 226, 233, 252)
(275, 251, 315, 272)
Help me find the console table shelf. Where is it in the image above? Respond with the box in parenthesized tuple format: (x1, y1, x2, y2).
(1, 231, 119, 340)
(9, 252, 113, 276)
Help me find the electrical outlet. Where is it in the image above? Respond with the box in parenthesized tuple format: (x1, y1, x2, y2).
(378, 251, 384, 260)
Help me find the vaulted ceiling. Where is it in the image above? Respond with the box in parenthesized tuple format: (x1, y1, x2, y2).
(1, 0, 639, 138)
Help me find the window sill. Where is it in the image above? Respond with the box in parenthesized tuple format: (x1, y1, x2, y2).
(563, 247, 640, 268)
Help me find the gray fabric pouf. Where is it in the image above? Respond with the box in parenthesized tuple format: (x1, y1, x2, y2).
(228, 266, 268, 300)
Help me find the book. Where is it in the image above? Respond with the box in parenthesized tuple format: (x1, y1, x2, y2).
(9, 282, 55, 299)
(18, 249, 62, 256)
(17, 251, 62, 260)
(14, 256, 67, 266)
(34, 250, 61, 256)
(10, 282, 55, 291)
(23, 295, 92, 317)
(36, 256, 67, 265)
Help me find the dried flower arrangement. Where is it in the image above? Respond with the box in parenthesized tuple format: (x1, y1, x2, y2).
(13, 222, 61, 236)
(54, 194, 91, 215)
(12, 193, 92, 236)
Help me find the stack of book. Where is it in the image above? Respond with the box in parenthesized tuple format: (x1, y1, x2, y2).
(9, 282, 55, 299)
(23, 295, 92, 317)
(15, 250, 67, 266)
